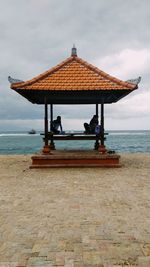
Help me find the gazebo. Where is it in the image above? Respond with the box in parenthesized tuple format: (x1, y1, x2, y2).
(10, 47, 140, 167)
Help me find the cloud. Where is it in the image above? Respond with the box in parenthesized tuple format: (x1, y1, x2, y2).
(105, 91, 150, 119)
(92, 48, 150, 129)
(93, 48, 150, 81)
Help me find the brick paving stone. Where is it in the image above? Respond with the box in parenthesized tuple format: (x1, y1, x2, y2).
(140, 244, 150, 256)
(0, 263, 18, 267)
(138, 256, 150, 267)
(26, 256, 53, 267)
(39, 248, 49, 257)
(83, 251, 103, 266)
(64, 258, 74, 267)
(46, 252, 56, 265)
(74, 262, 84, 267)
(55, 251, 65, 266)
(16, 253, 31, 266)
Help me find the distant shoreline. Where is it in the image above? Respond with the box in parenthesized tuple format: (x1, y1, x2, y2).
(0, 130, 150, 154)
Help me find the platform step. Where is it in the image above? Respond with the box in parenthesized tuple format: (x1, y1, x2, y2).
(30, 163, 122, 168)
(30, 150, 121, 168)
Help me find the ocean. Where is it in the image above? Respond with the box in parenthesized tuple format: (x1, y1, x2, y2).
(0, 130, 150, 154)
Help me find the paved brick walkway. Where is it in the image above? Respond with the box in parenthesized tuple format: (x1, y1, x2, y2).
(0, 154, 149, 267)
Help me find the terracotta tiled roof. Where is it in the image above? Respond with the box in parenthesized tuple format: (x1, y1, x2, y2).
(11, 56, 137, 91)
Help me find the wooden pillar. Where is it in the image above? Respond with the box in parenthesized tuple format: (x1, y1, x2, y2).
(50, 104, 53, 131)
(99, 103, 107, 154)
(96, 103, 98, 118)
(50, 104, 55, 150)
(101, 103, 104, 146)
(42, 97, 51, 154)
(95, 104, 99, 150)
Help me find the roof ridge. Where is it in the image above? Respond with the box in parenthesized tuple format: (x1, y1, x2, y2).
(74, 57, 136, 89)
(11, 56, 75, 88)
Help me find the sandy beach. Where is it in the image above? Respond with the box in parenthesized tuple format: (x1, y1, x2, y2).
(0, 153, 150, 267)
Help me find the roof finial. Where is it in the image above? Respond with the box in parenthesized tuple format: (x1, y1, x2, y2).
(71, 44, 77, 57)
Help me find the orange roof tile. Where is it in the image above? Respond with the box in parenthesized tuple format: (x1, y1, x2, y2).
(11, 55, 137, 91)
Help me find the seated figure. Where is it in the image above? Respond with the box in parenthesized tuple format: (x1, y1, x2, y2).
(84, 115, 98, 134)
(51, 116, 63, 134)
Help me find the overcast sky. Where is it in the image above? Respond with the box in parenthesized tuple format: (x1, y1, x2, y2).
(0, 0, 150, 131)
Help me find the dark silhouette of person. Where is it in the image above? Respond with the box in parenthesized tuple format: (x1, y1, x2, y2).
(51, 116, 63, 134)
(84, 115, 98, 134)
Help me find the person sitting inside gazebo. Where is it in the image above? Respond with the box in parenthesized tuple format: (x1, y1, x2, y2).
(84, 115, 98, 134)
(51, 116, 63, 134)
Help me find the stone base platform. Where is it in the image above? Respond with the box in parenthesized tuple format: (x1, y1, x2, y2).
(30, 150, 121, 168)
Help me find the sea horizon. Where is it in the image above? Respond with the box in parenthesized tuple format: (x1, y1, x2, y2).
(0, 129, 150, 155)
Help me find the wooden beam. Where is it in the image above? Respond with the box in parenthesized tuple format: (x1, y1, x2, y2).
(45, 98, 48, 145)
(99, 103, 107, 153)
(50, 104, 53, 131)
(42, 97, 50, 154)
(50, 104, 55, 149)
(96, 104, 98, 118)
(95, 103, 99, 150)
(101, 103, 104, 146)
